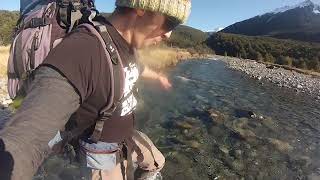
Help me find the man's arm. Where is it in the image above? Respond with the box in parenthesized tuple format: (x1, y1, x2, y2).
(141, 66, 172, 90)
(0, 66, 81, 180)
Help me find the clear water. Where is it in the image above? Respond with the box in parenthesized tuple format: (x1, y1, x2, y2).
(135, 60, 320, 180)
(34, 59, 320, 180)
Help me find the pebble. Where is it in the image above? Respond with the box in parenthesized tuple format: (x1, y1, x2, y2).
(221, 58, 320, 98)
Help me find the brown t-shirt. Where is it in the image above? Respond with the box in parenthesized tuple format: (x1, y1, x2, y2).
(42, 20, 142, 142)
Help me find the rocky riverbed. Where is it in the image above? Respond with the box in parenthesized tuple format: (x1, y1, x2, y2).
(0, 59, 320, 180)
(220, 57, 320, 100)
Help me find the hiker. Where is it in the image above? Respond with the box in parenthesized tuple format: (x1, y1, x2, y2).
(0, 0, 191, 180)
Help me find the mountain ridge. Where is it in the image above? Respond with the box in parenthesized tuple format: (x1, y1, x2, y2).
(221, 0, 320, 43)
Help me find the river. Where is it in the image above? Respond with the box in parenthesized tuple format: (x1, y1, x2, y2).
(28, 59, 320, 179)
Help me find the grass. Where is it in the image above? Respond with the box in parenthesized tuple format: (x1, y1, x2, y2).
(0, 46, 9, 78)
(0, 45, 195, 79)
(139, 46, 192, 70)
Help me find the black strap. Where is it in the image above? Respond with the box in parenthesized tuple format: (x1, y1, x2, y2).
(89, 25, 123, 143)
(95, 25, 119, 65)
(15, 17, 55, 36)
(7, 73, 19, 79)
(13, 34, 25, 79)
(57, 3, 69, 28)
(29, 31, 39, 70)
(26, 17, 53, 28)
(56, 23, 123, 143)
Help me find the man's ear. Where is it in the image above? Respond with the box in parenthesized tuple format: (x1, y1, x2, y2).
(136, 9, 146, 17)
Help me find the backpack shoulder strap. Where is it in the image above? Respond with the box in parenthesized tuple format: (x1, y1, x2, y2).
(77, 22, 125, 143)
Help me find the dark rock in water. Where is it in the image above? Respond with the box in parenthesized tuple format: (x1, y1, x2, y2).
(206, 108, 225, 124)
(234, 109, 256, 118)
(228, 118, 258, 142)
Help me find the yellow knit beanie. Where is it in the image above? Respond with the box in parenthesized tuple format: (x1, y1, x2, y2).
(115, 0, 192, 24)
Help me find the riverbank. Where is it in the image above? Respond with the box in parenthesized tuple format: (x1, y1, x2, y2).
(220, 56, 320, 99)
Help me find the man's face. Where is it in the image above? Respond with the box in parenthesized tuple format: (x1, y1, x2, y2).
(142, 31, 172, 47)
(133, 10, 178, 49)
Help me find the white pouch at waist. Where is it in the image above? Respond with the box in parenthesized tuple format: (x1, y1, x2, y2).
(80, 140, 120, 171)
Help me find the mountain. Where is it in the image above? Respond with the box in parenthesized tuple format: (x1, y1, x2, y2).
(221, 0, 320, 43)
(167, 25, 213, 54)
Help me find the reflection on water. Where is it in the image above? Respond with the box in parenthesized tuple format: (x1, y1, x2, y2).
(35, 59, 320, 180)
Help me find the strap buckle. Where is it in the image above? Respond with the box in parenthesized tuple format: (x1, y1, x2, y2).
(99, 103, 118, 117)
(30, 18, 49, 28)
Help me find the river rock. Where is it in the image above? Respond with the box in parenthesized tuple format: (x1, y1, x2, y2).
(261, 117, 277, 132)
(188, 140, 202, 149)
(207, 108, 225, 124)
(229, 149, 243, 159)
(219, 146, 230, 155)
(231, 160, 245, 172)
(176, 121, 193, 130)
(230, 118, 257, 141)
(234, 128, 256, 141)
(267, 138, 293, 153)
(222, 57, 320, 98)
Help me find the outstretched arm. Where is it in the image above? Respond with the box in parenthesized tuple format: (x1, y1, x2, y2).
(0, 66, 81, 180)
(141, 66, 172, 90)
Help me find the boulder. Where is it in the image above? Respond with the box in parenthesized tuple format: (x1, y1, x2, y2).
(267, 138, 293, 153)
(207, 108, 225, 124)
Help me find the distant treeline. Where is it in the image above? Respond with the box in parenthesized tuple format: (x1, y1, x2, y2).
(167, 25, 214, 55)
(0, 10, 19, 46)
(206, 33, 320, 72)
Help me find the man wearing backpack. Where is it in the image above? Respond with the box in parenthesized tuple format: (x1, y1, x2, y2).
(0, 0, 191, 180)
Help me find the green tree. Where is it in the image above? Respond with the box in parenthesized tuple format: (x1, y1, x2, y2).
(0, 11, 19, 45)
(264, 53, 275, 63)
(307, 58, 320, 71)
(276, 56, 293, 66)
(255, 52, 264, 61)
(294, 58, 308, 69)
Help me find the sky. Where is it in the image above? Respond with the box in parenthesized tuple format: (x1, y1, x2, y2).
(1, 0, 319, 32)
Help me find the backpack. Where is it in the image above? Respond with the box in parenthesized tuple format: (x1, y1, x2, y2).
(8, 0, 97, 99)
(8, 0, 126, 144)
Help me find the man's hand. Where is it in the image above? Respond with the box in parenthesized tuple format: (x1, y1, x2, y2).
(158, 75, 172, 90)
(0, 139, 14, 180)
(141, 66, 172, 90)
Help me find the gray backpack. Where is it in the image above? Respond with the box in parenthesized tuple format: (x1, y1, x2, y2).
(8, 0, 125, 143)
(8, 0, 97, 99)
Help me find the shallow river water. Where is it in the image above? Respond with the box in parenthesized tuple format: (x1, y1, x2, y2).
(32, 59, 320, 180)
